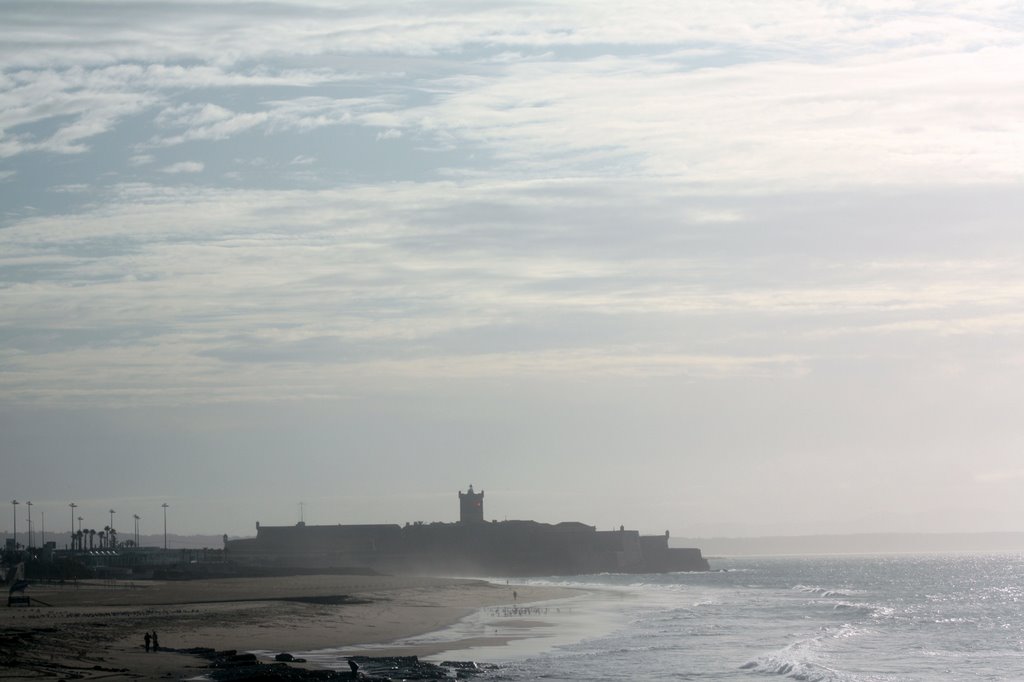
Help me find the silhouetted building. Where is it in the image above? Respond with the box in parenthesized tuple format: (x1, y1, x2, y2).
(225, 487, 709, 577)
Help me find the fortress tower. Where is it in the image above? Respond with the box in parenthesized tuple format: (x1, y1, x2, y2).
(458, 485, 484, 523)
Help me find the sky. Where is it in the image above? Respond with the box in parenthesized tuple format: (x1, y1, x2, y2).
(2, 1, 1024, 541)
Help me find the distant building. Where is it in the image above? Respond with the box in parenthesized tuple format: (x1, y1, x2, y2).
(224, 487, 709, 576)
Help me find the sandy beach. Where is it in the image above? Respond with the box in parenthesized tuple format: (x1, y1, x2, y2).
(0, 574, 580, 680)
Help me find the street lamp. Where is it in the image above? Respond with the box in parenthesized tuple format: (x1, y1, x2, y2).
(26, 501, 32, 549)
(69, 503, 77, 551)
(40, 511, 44, 547)
(133, 514, 140, 548)
(11, 500, 18, 549)
(161, 503, 169, 550)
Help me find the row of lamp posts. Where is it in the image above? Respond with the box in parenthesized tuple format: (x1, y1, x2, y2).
(7, 499, 170, 552)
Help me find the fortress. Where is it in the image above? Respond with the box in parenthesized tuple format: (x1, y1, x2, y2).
(224, 487, 709, 576)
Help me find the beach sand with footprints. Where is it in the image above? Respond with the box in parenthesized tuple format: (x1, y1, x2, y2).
(0, 574, 579, 680)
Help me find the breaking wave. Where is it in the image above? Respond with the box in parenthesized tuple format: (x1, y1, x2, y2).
(740, 624, 867, 681)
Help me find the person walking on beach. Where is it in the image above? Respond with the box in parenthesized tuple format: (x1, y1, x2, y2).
(151, 631, 159, 651)
(144, 632, 151, 652)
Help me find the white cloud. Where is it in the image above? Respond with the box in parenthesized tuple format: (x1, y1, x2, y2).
(2, 179, 1023, 407)
(145, 97, 390, 148)
(50, 183, 89, 193)
(0, 0, 1020, 193)
(0, 78, 157, 157)
(1, 1, 1018, 175)
(0, 62, 366, 159)
(151, 103, 269, 146)
(389, 45, 1024, 188)
(161, 160, 204, 174)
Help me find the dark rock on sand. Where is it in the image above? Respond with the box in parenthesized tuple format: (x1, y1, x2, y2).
(348, 655, 492, 680)
(197, 650, 492, 681)
(275, 652, 307, 663)
(219, 652, 260, 666)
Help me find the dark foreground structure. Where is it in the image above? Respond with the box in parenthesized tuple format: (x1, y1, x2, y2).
(225, 487, 709, 576)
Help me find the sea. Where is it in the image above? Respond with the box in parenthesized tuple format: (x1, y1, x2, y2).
(303, 553, 1024, 680)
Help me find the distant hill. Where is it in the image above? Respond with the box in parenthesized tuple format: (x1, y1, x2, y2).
(672, 532, 1024, 557)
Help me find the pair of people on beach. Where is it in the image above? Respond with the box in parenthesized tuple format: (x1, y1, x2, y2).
(143, 631, 160, 652)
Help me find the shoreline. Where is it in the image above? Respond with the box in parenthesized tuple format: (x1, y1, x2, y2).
(0, 575, 582, 680)
(270, 581, 636, 677)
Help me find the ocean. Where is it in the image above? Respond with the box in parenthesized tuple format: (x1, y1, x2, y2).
(302, 552, 1024, 680)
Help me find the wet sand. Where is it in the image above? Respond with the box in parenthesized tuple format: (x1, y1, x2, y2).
(0, 575, 579, 680)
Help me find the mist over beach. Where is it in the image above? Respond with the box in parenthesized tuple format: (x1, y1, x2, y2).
(3, 0, 1024, 679)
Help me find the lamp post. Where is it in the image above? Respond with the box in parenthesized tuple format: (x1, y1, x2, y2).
(161, 503, 169, 550)
(69, 503, 77, 551)
(133, 514, 140, 548)
(26, 501, 32, 549)
(11, 500, 18, 549)
(40, 511, 45, 547)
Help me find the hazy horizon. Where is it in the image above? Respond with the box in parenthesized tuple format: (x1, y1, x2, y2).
(3, 1, 1024, 539)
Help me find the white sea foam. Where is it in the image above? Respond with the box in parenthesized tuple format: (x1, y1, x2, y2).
(793, 584, 864, 598)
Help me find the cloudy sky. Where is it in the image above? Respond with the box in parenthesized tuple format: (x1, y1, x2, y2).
(2, 1, 1023, 541)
